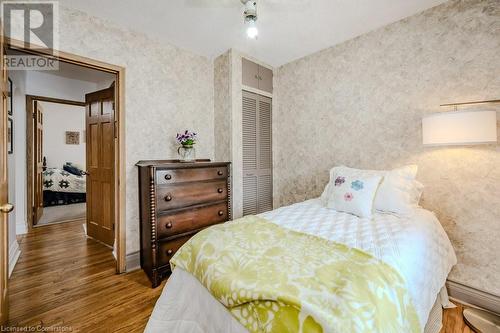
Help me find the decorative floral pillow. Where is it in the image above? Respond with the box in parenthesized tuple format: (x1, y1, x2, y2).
(326, 174, 382, 218)
(321, 165, 422, 215)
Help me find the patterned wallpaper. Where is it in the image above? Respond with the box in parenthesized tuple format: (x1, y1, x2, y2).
(58, 6, 215, 254)
(214, 51, 232, 163)
(273, 0, 500, 295)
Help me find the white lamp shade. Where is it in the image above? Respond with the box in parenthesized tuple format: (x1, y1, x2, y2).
(422, 110, 497, 146)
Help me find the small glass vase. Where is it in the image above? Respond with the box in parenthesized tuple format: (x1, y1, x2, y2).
(177, 144, 196, 162)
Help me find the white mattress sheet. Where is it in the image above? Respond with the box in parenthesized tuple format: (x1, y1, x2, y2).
(146, 268, 248, 333)
(146, 198, 457, 332)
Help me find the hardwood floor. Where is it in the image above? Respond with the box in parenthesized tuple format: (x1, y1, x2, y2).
(441, 304, 474, 333)
(7, 220, 165, 332)
(7, 219, 472, 332)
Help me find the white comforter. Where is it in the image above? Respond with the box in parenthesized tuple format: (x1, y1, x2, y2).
(146, 198, 457, 332)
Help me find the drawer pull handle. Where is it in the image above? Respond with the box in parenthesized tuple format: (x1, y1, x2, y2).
(165, 195, 172, 202)
(217, 188, 223, 193)
(218, 210, 224, 216)
(166, 222, 173, 229)
(217, 170, 223, 176)
(164, 174, 172, 180)
(167, 249, 173, 256)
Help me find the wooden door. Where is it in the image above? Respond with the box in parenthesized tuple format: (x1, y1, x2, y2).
(242, 91, 273, 215)
(85, 86, 115, 247)
(33, 101, 44, 224)
(0, 33, 12, 325)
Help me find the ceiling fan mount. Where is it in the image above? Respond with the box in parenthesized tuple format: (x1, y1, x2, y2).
(241, 0, 257, 22)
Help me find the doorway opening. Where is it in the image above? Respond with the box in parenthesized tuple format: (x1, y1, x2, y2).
(5, 42, 126, 272)
(30, 97, 88, 227)
(20, 59, 117, 250)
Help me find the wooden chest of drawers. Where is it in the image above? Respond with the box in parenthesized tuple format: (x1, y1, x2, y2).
(136, 160, 231, 287)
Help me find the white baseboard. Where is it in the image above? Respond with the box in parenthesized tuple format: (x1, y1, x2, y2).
(8, 241, 21, 277)
(16, 222, 27, 235)
(126, 251, 140, 272)
(447, 279, 500, 315)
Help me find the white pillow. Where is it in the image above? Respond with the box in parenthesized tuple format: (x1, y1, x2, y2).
(321, 165, 422, 215)
(411, 180, 424, 204)
(326, 173, 382, 218)
(374, 174, 424, 214)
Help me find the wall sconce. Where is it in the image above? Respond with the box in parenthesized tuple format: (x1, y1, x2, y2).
(422, 110, 497, 146)
(423, 98, 499, 146)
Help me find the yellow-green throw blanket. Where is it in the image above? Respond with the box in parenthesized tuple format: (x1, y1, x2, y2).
(171, 216, 420, 333)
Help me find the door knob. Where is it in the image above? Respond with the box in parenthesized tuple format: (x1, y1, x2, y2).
(82, 171, 90, 176)
(0, 203, 14, 213)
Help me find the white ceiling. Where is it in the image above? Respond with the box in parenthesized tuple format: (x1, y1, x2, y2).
(62, 0, 447, 67)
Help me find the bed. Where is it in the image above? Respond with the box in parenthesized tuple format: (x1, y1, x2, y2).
(43, 167, 86, 206)
(145, 197, 456, 333)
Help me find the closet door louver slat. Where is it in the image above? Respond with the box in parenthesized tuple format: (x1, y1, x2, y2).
(242, 91, 273, 215)
(243, 175, 258, 216)
(258, 175, 273, 213)
(242, 96, 257, 171)
(258, 99, 272, 170)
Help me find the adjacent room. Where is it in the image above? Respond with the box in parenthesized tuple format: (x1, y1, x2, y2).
(0, 0, 498, 332)
(36, 100, 87, 226)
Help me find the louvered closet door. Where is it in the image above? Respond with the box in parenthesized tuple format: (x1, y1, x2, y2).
(242, 91, 272, 215)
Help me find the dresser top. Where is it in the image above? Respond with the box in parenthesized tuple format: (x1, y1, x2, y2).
(136, 159, 230, 169)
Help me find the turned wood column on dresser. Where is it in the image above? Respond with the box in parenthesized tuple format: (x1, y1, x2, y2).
(136, 160, 231, 287)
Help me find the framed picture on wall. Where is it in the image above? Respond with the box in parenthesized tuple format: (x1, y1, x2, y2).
(8, 117, 13, 154)
(7, 78, 12, 116)
(65, 131, 80, 145)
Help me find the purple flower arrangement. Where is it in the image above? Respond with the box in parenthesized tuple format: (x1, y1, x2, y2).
(176, 130, 197, 147)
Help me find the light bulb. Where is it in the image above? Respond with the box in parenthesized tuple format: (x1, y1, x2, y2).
(246, 20, 258, 39)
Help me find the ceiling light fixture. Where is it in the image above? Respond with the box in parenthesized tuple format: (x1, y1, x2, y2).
(242, 0, 258, 39)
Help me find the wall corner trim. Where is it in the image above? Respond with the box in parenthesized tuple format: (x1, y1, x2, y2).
(8, 241, 21, 278)
(447, 279, 500, 315)
(125, 251, 141, 272)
